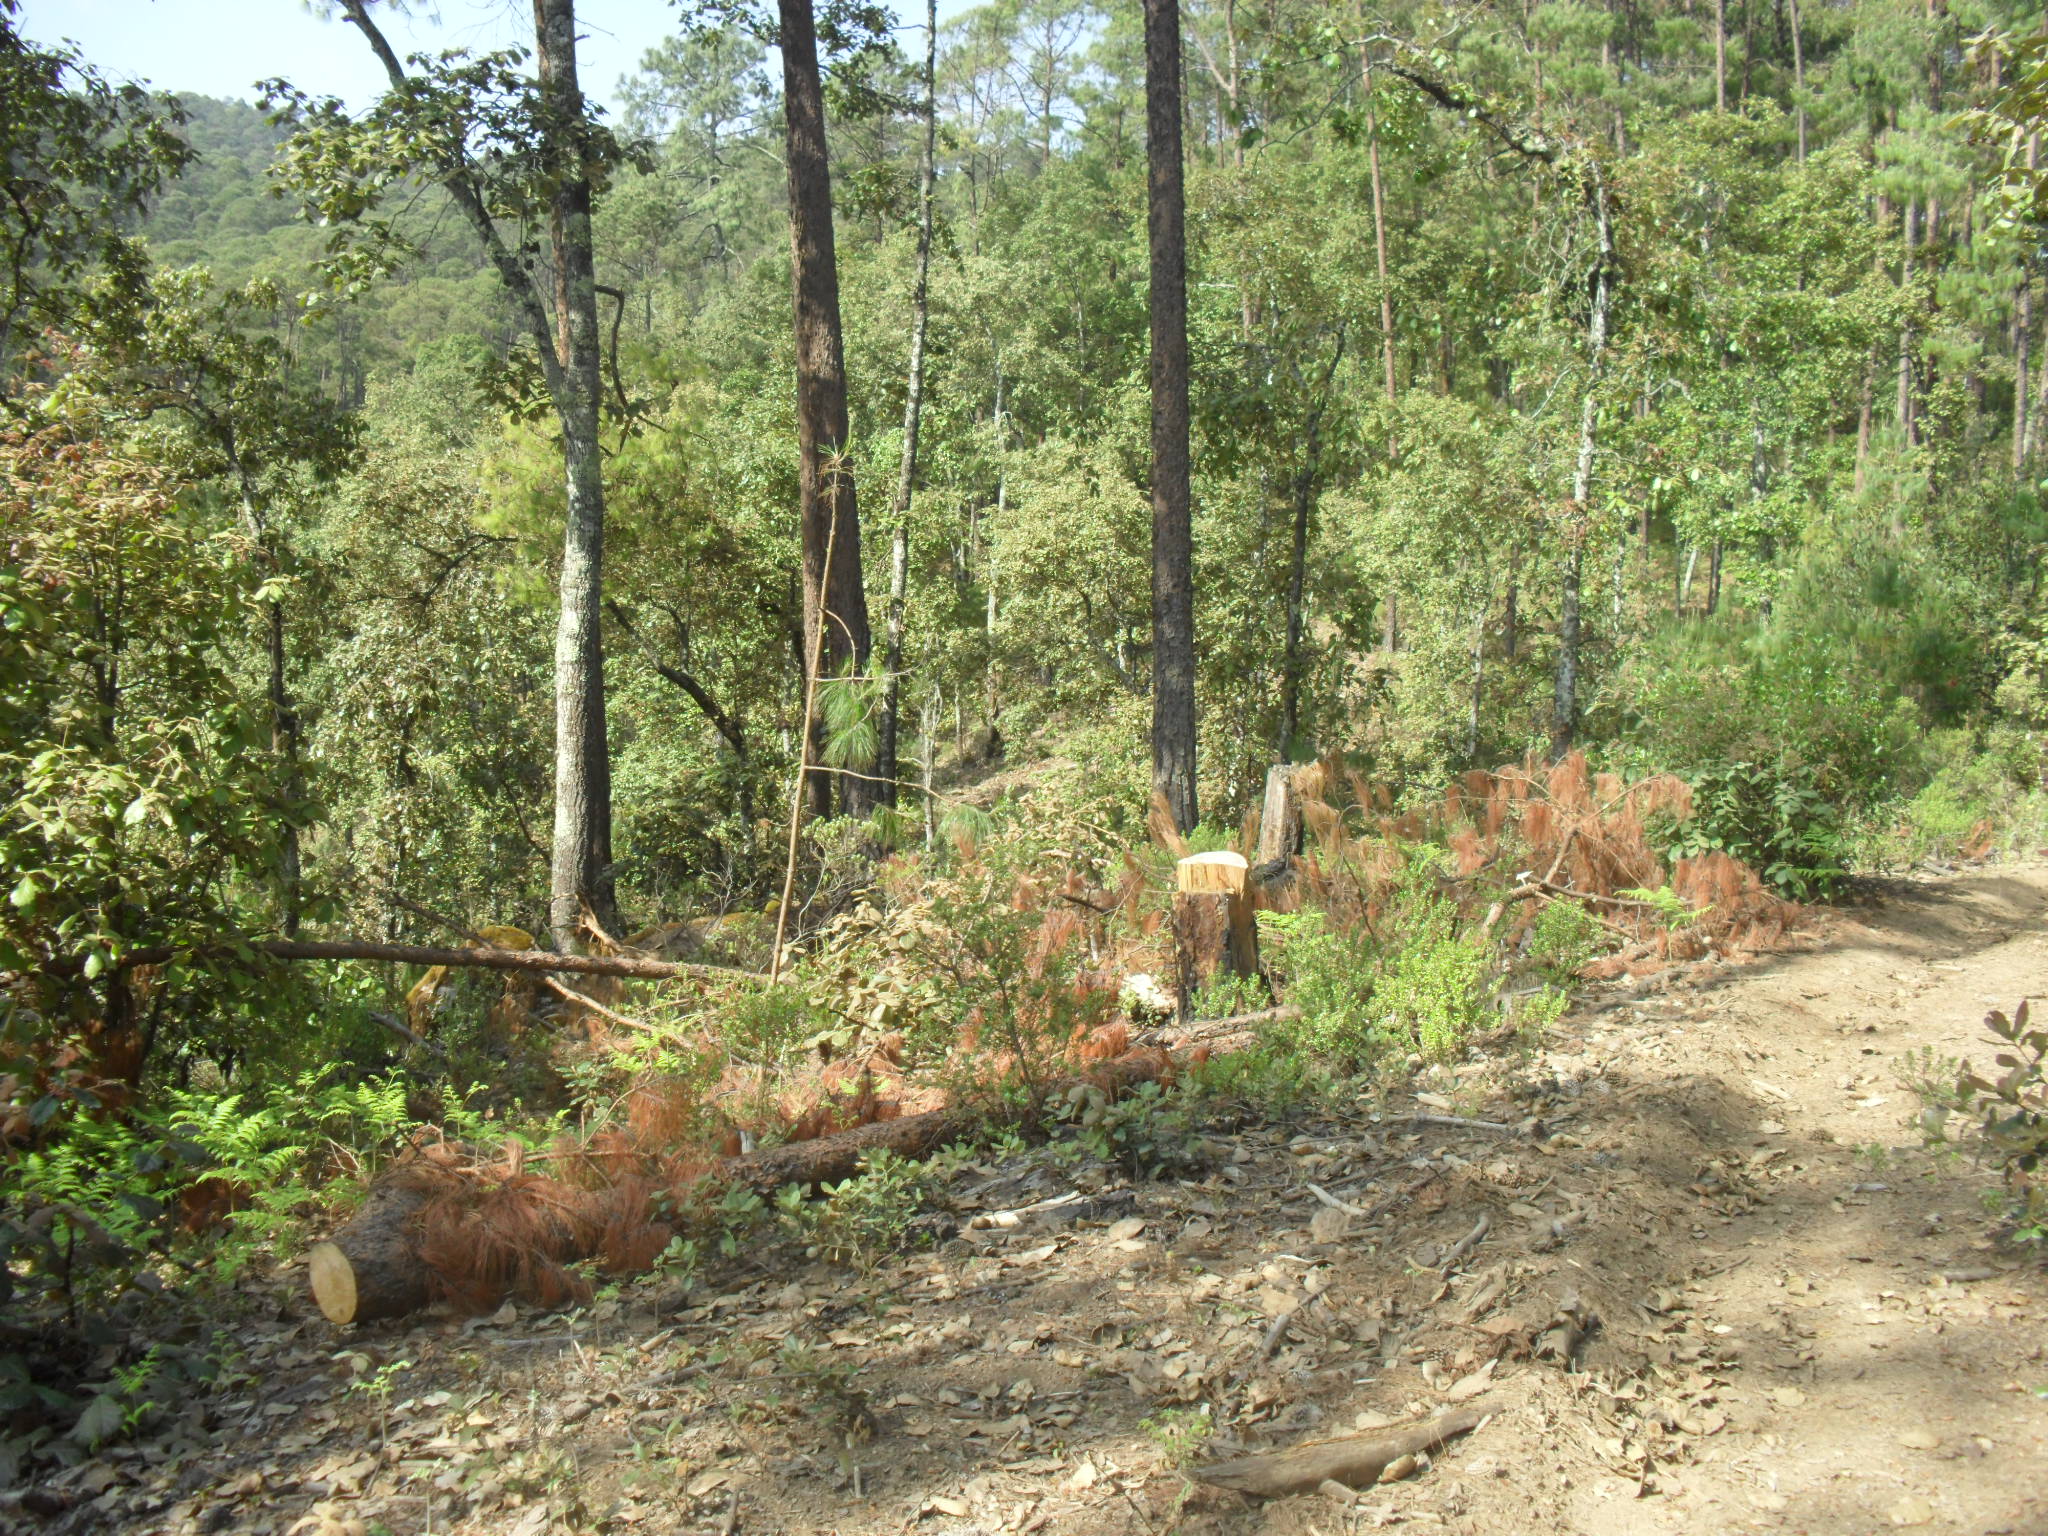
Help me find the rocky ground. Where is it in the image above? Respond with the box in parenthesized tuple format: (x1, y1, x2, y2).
(18, 867, 2048, 1536)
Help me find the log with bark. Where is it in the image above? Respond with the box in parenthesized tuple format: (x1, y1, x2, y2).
(308, 1178, 436, 1325)
(111, 937, 758, 983)
(1195, 1402, 1492, 1497)
(303, 1043, 1193, 1325)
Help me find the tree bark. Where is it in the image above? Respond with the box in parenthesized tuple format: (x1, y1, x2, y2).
(1278, 336, 1344, 759)
(535, 0, 616, 952)
(1713, 0, 1728, 111)
(339, 0, 615, 953)
(308, 1181, 435, 1325)
(112, 936, 759, 981)
(2018, 265, 2033, 475)
(1145, 0, 1198, 834)
(1554, 168, 1612, 759)
(880, 0, 939, 811)
(1172, 853, 1259, 1020)
(779, 0, 875, 819)
(1361, 45, 1397, 405)
(266, 597, 302, 937)
(1788, 0, 1807, 160)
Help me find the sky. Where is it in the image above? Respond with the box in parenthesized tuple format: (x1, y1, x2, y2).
(16, 0, 960, 114)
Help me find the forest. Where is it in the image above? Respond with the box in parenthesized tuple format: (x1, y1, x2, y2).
(5, 0, 2048, 1525)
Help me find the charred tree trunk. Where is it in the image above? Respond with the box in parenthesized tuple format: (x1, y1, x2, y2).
(1146, 0, 1198, 833)
(880, 0, 939, 810)
(779, 0, 875, 818)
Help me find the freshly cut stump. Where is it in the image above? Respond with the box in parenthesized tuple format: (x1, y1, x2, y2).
(308, 1181, 434, 1325)
(1173, 851, 1259, 1016)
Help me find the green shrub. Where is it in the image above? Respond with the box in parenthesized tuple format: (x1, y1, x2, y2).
(1369, 905, 1490, 1060)
(1953, 1001, 2047, 1246)
(1527, 898, 1601, 982)
(778, 1148, 931, 1272)
(1660, 759, 1849, 899)
(1258, 909, 1380, 1066)
(1057, 1078, 1208, 1177)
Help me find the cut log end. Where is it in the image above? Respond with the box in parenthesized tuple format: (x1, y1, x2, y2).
(308, 1241, 359, 1325)
(304, 1181, 434, 1326)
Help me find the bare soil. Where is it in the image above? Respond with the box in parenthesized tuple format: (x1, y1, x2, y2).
(24, 867, 2048, 1536)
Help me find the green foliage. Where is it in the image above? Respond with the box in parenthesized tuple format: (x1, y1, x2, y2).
(783, 1148, 931, 1273)
(1057, 1079, 1209, 1179)
(1661, 760, 1850, 900)
(1259, 859, 1493, 1067)
(1953, 1001, 2048, 1246)
(0, 1, 192, 365)
(1257, 909, 1380, 1066)
(1140, 1404, 1215, 1469)
(1527, 899, 1601, 981)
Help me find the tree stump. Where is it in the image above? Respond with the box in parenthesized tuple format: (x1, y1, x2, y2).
(1173, 851, 1259, 1019)
(307, 1179, 435, 1325)
(1251, 762, 1322, 905)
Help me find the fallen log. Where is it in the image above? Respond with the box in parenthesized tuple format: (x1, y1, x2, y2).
(112, 937, 760, 983)
(303, 1046, 1191, 1325)
(1195, 1402, 1492, 1497)
(308, 1178, 436, 1325)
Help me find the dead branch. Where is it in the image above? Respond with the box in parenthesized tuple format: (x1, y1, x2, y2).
(1196, 1402, 1492, 1496)
(114, 938, 762, 984)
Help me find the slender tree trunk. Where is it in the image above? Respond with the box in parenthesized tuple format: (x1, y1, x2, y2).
(1554, 169, 1613, 759)
(533, 0, 616, 950)
(779, 0, 875, 818)
(1277, 340, 1344, 758)
(879, 0, 939, 810)
(1361, 47, 1397, 405)
(1145, 0, 1197, 831)
(2033, 292, 2048, 465)
(1898, 199, 1918, 455)
(1788, 0, 1807, 161)
(1713, 0, 1728, 110)
(2019, 268, 2034, 476)
(267, 598, 302, 936)
(1504, 544, 1519, 660)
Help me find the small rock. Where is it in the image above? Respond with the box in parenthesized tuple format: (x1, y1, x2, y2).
(1896, 1430, 1939, 1451)
(1771, 1387, 1806, 1408)
(1105, 1217, 1146, 1243)
(1887, 1494, 1934, 1527)
(1310, 1206, 1350, 1244)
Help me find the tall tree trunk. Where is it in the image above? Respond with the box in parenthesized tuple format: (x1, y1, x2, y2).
(779, 0, 875, 818)
(267, 598, 302, 937)
(2019, 269, 2034, 476)
(535, 0, 616, 950)
(1278, 337, 1345, 759)
(1788, 0, 1807, 161)
(1361, 46, 1397, 405)
(1554, 169, 1613, 759)
(1713, 0, 1728, 110)
(879, 0, 939, 810)
(1145, 0, 1197, 832)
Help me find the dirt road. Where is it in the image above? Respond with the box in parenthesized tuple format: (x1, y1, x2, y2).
(39, 868, 2048, 1536)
